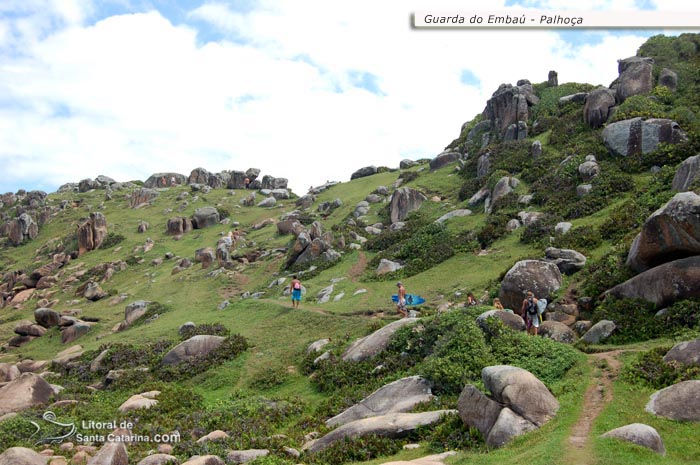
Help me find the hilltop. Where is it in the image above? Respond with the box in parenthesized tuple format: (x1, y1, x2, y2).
(0, 33, 700, 465)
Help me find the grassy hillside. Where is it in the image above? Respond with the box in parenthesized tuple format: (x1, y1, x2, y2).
(1, 33, 700, 465)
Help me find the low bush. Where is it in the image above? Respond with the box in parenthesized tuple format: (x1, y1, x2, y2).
(305, 435, 403, 465)
(621, 346, 700, 389)
(592, 298, 659, 343)
(552, 225, 602, 250)
(101, 232, 125, 249)
(487, 321, 583, 387)
(179, 322, 230, 340)
(579, 245, 635, 299)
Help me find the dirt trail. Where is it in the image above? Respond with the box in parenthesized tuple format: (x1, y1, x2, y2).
(348, 251, 368, 281)
(562, 350, 625, 465)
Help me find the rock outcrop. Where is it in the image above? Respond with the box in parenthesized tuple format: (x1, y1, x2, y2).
(626, 192, 700, 272)
(0, 373, 54, 415)
(603, 118, 687, 157)
(607, 256, 700, 307)
(161, 335, 226, 365)
(672, 155, 700, 191)
(342, 318, 419, 362)
(389, 188, 427, 223)
(77, 212, 108, 256)
(646, 380, 700, 421)
(612, 56, 654, 103)
(326, 376, 434, 427)
(600, 423, 665, 455)
(583, 87, 616, 128)
(498, 260, 562, 311)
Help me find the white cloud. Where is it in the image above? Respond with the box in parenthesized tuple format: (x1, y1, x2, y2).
(0, 0, 688, 195)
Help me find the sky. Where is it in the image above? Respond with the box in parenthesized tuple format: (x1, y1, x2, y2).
(0, 0, 697, 195)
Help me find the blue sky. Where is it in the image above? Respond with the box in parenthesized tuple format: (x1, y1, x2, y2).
(0, 0, 694, 195)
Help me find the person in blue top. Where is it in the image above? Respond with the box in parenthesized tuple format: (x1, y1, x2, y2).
(289, 275, 302, 308)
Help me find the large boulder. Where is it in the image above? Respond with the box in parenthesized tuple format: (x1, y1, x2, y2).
(144, 173, 186, 188)
(486, 407, 537, 449)
(161, 335, 226, 365)
(0, 363, 21, 382)
(603, 117, 687, 157)
(376, 258, 404, 275)
(483, 83, 533, 137)
(607, 256, 700, 307)
(61, 322, 91, 344)
(389, 187, 427, 223)
(583, 87, 616, 128)
(0, 447, 48, 465)
(600, 423, 666, 455)
(538, 320, 576, 344)
(342, 318, 419, 362)
(612, 56, 654, 103)
(6, 213, 39, 246)
(580, 320, 616, 344)
(490, 177, 519, 210)
(626, 192, 700, 272)
(645, 380, 700, 421)
(129, 188, 159, 208)
(192, 207, 220, 229)
(476, 310, 525, 332)
(306, 410, 456, 453)
(457, 385, 503, 439)
(663, 339, 700, 367)
(326, 376, 434, 427)
(87, 440, 128, 465)
(0, 373, 54, 415)
(34, 308, 61, 328)
(226, 450, 268, 464)
(136, 454, 180, 465)
(351, 166, 378, 180)
(181, 457, 224, 465)
(189, 167, 212, 186)
(672, 154, 700, 191)
(482, 365, 559, 427)
(498, 260, 563, 311)
(544, 247, 587, 274)
(260, 175, 287, 190)
(166, 217, 193, 236)
(429, 152, 460, 171)
(658, 67, 678, 91)
(77, 212, 108, 256)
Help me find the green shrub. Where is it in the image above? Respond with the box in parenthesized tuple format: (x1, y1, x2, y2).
(417, 311, 495, 394)
(488, 323, 583, 386)
(520, 214, 561, 247)
(592, 298, 658, 343)
(179, 322, 230, 340)
(399, 170, 420, 183)
(621, 346, 700, 389)
(608, 94, 668, 123)
(217, 206, 231, 219)
(580, 245, 635, 299)
(476, 214, 509, 249)
(425, 412, 483, 452)
(250, 366, 289, 390)
(306, 435, 403, 465)
(101, 232, 125, 249)
(552, 225, 602, 250)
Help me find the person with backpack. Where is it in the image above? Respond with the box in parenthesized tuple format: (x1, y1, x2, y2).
(289, 275, 302, 308)
(520, 290, 540, 336)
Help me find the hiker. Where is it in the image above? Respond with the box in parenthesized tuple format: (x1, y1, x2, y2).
(160, 176, 166, 187)
(244, 177, 250, 189)
(289, 275, 302, 308)
(521, 291, 540, 336)
(170, 176, 176, 187)
(493, 298, 504, 310)
(466, 292, 478, 306)
(222, 231, 233, 248)
(396, 281, 408, 318)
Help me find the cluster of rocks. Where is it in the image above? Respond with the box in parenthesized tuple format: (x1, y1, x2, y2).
(606, 161, 700, 307)
(8, 307, 94, 350)
(0, 190, 54, 247)
(0, 252, 71, 309)
(281, 219, 340, 268)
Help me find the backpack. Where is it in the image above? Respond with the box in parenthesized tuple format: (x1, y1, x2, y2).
(526, 298, 538, 316)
